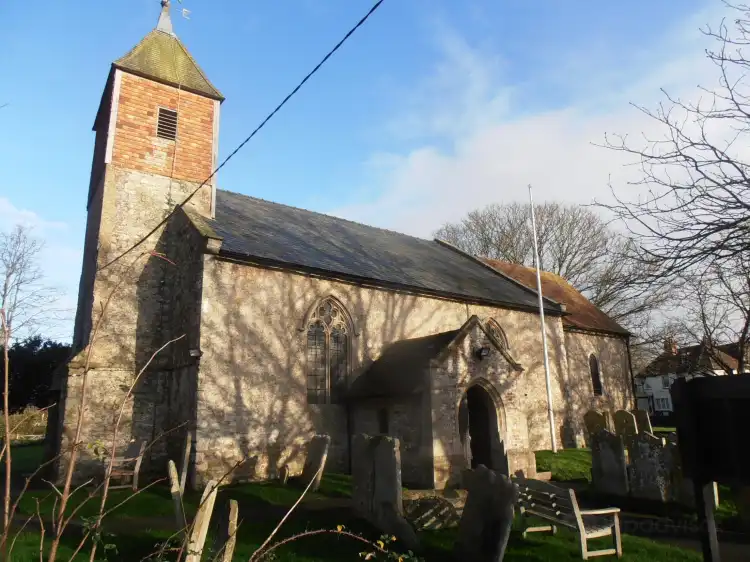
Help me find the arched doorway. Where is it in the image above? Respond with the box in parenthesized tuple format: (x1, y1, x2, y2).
(458, 383, 504, 471)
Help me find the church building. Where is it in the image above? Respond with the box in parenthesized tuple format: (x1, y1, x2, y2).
(49, 2, 634, 489)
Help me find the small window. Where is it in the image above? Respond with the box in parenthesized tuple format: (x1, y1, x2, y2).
(378, 408, 389, 434)
(661, 375, 671, 389)
(589, 354, 603, 396)
(157, 108, 178, 141)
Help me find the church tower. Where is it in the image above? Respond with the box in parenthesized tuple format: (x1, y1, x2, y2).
(73, 0, 223, 351)
(52, 1, 223, 480)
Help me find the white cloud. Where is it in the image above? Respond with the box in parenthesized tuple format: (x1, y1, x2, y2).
(0, 198, 68, 233)
(333, 2, 731, 238)
(0, 199, 80, 341)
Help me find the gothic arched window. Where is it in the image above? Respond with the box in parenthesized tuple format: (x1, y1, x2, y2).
(485, 319, 509, 350)
(306, 298, 350, 404)
(590, 354, 603, 396)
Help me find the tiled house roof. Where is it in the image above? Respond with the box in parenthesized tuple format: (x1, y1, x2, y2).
(638, 341, 738, 377)
(482, 259, 629, 336)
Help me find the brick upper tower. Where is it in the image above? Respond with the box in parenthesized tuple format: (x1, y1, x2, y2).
(73, 0, 223, 350)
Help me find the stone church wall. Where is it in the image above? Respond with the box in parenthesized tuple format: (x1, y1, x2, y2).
(563, 330, 632, 444)
(194, 257, 587, 486)
(56, 164, 209, 480)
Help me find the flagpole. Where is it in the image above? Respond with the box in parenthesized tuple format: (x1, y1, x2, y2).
(528, 185, 558, 453)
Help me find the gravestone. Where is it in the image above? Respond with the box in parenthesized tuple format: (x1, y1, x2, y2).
(665, 439, 695, 508)
(614, 410, 639, 461)
(217, 499, 238, 562)
(179, 433, 192, 495)
(590, 430, 629, 496)
(583, 410, 607, 440)
(454, 465, 518, 562)
(300, 434, 330, 492)
(185, 480, 219, 562)
(632, 409, 653, 435)
(352, 434, 419, 551)
(404, 496, 461, 530)
(614, 410, 639, 441)
(168, 460, 186, 529)
(628, 433, 671, 502)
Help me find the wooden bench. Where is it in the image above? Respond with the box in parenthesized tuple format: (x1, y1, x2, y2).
(104, 440, 146, 491)
(516, 478, 622, 560)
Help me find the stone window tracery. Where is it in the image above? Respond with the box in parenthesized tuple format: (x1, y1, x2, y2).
(306, 298, 350, 404)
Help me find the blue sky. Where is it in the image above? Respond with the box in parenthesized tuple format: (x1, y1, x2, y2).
(0, 0, 724, 339)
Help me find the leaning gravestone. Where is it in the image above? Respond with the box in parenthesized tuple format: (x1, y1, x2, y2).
(300, 434, 330, 492)
(454, 465, 518, 562)
(632, 409, 653, 435)
(591, 430, 629, 496)
(179, 433, 192, 495)
(614, 410, 638, 439)
(629, 432, 671, 502)
(614, 410, 639, 458)
(352, 434, 419, 551)
(583, 410, 607, 440)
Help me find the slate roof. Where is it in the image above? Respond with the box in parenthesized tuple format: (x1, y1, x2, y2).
(348, 330, 460, 399)
(638, 341, 738, 377)
(482, 259, 629, 336)
(210, 190, 565, 313)
(113, 29, 223, 101)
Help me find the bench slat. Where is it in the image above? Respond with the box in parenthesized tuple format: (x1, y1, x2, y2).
(518, 487, 573, 505)
(519, 490, 572, 506)
(522, 507, 577, 529)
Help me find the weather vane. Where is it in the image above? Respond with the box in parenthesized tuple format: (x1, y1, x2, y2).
(161, 0, 191, 20)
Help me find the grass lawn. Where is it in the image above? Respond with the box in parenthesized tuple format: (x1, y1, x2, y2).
(1, 442, 45, 476)
(535, 448, 592, 482)
(0, 446, 705, 560)
(6, 505, 702, 561)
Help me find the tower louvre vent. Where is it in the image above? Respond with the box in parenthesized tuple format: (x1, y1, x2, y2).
(157, 108, 178, 141)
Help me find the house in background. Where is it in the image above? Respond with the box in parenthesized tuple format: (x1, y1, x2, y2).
(635, 338, 740, 422)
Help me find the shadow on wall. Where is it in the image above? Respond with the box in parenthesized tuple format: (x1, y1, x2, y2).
(196, 256, 445, 485)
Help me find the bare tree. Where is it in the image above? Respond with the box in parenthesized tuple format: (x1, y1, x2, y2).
(678, 258, 750, 374)
(600, 2, 750, 279)
(435, 202, 670, 332)
(0, 225, 61, 342)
